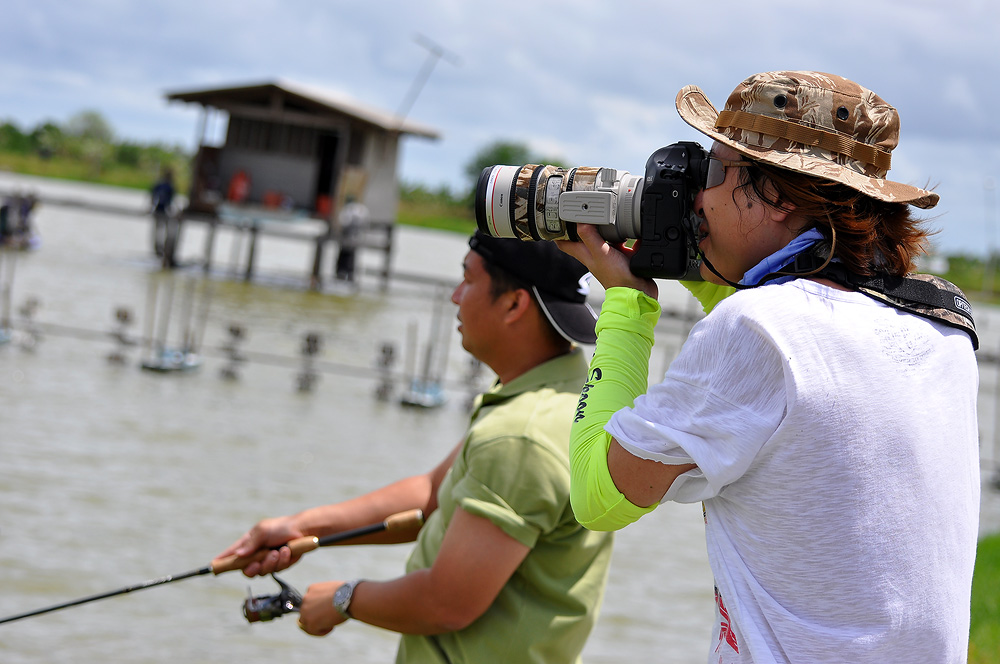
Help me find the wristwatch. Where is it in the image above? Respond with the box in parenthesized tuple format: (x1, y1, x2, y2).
(333, 579, 363, 619)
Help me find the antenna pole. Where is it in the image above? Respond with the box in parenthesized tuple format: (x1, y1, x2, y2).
(394, 34, 460, 128)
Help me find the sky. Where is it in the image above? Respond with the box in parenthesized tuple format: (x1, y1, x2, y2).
(2, 0, 999, 256)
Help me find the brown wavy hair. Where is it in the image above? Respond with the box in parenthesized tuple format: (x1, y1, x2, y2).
(737, 161, 933, 277)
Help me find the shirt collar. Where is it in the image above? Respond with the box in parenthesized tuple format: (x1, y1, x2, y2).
(475, 349, 587, 410)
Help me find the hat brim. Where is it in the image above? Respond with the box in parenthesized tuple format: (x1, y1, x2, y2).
(534, 287, 598, 345)
(675, 85, 939, 209)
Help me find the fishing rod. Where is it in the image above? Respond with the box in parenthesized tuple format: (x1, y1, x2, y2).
(0, 508, 424, 626)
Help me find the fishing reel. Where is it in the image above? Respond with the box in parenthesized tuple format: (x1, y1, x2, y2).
(242, 575, 302, 623)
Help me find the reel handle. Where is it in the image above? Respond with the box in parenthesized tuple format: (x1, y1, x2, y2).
(210, 536, 319, 575)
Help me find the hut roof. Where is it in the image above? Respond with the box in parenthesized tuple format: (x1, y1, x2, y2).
(165, 79, 440, 140)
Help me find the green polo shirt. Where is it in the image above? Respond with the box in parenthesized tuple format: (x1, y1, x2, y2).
(397, 350, 614, 664)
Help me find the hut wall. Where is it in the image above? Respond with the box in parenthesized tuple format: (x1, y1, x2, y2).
(218, 148, 318, 209)
(359, 132, 400, 222)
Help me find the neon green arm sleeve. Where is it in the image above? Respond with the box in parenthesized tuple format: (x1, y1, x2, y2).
(680, 280, 737, 314)
(569, 287, 661, 531)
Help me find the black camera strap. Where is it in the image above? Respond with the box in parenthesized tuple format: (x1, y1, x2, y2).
(755, 246, 979, 350)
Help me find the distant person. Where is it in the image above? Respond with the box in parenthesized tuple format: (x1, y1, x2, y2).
(1, 193, 40, 250)
(16, 193, 36, 234)
(0, 196, 11, 245)
(150, 168, 178, 267)
(215, 232, 612, 663)
(335, 196, 369, 282)
(15, 193, 39, 250)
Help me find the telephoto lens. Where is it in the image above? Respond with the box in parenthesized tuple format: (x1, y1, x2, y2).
(474, 141, 710, 280)
(476, 164, 643, 243)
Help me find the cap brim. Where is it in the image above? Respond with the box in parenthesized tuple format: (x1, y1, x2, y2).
(534, 288, 598, 345)
(675, 85, 939, 209)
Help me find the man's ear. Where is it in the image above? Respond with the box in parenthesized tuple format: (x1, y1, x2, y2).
(502, 288, 534, 324)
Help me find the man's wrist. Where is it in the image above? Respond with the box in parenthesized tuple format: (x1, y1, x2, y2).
(332, 579, 364, 619)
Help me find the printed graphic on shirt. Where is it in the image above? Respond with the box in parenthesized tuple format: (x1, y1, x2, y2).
(873, 321, 932, 371)
(715, 587, 740, 655)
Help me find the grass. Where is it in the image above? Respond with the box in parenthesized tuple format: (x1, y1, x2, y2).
(971, 531, 1000, 662)
(0, 152, 188, 193)
(396, 196, 477, 235)
(940, 255, 1000, 306)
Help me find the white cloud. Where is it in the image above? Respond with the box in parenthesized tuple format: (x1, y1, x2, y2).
(1, 0, 998, 253)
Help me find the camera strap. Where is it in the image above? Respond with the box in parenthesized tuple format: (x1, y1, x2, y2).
(763, 246, 979, 350)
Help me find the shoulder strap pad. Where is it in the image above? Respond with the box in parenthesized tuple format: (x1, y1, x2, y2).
(819, 263, 978, 350)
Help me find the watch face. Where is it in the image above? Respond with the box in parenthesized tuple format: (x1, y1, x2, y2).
(334, 581, 355, 616)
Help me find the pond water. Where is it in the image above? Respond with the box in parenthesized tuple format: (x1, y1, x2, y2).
(0, 172, 996, 663)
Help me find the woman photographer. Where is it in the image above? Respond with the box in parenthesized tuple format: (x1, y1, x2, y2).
(560, 71, 979, 663)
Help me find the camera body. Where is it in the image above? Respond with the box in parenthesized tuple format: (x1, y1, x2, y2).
(475, 141, 709, 280)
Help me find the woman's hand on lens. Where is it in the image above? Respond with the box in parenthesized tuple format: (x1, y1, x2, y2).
(556, 225, 658, 300)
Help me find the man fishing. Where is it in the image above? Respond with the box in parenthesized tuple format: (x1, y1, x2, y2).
(215, 232, 613, 663)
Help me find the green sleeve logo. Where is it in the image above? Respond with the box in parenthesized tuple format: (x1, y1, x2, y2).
(574, 367, 602, 423)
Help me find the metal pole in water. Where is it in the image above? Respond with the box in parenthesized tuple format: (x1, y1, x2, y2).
(404, 320, 418, 388)
(434, 287, 454, 385)
(0, 249, 13, 333)
(155, 275, 176, 357)
(420, 287, 445, 387)
(178, 277, 197, 354)
(142, 277, 157, 359)
(192, 277, 213, 355)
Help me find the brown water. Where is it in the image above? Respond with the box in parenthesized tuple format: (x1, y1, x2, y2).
(0, 172, 996, 663)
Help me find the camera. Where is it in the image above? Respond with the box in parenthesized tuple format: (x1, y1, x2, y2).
(475, 141, 709, 280)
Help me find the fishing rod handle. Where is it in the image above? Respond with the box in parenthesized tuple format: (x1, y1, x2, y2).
(384, 508, 424, 532)
(313, 508, 425, 547)
(213, 509, 424, 571)
(210, 536, 320, 575)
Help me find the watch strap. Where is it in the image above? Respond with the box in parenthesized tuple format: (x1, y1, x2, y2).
(333, 579, 363, 619)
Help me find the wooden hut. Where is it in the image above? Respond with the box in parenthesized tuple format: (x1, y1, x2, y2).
(164, 80, 440, 286)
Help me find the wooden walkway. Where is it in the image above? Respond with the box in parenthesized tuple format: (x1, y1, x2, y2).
(178, 205, 394, 290)
(0, 186, 396, 290)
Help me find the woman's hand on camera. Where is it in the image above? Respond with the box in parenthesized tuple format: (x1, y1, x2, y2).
(556, 224, 658, 300)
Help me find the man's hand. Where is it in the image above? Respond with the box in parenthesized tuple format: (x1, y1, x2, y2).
(297, 580, 348, 636)
(213, 516, 305, 578)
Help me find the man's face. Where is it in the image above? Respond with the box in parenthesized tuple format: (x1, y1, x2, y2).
(451, 250, 508, 362)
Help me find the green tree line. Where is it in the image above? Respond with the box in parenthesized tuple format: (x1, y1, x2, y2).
(401, 139, 565, 207)
(398, 139, 565, 234)
(5, 114, 997, 302)
(0, 110, 190, 191)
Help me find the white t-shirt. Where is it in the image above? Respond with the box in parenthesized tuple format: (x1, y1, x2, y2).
(607, 279, 980, 664)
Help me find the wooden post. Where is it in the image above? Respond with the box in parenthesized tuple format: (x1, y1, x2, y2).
(310, 234, 326, 290)
(202, 216, 217, 274)
(380, 223, 394, 291)
(244, 221, 259, 281)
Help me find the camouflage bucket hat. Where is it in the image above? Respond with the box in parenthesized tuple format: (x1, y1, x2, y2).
(675, 71, 938, 208)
